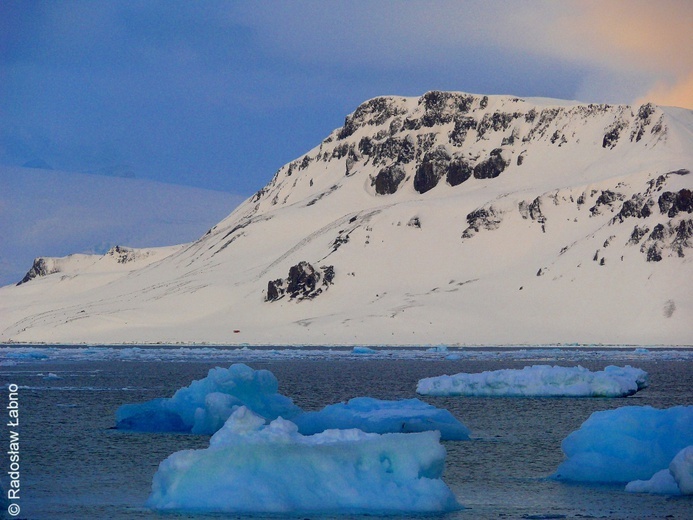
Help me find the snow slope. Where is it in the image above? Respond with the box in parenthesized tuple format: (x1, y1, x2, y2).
(0, 166, 243, 286)
(1, 92, 692, 345)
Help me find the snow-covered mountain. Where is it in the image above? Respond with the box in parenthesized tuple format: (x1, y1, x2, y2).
(1, 92, 691, 346)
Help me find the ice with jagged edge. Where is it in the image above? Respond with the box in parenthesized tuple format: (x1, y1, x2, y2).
(147, 406, 461, 514)
(293, 397, 471, 440)
(116, 363, 470, 439)
(553, 406, 693, 483)
(626, 445, 693, 495)
(115, 363, 301, 433)
(416, 365, 649, 397)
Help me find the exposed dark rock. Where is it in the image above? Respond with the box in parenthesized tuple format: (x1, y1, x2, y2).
(602, 120, 626, 148)
(419, 91, 475, 128)
(612, 194, 653, 223)
(373, 165, 406, 195)
(266, 278, 286, 301)
(477, 111, 521, 140)
(338, 97, 407, 139)
(370, 136, 416, 166)
(473, 148, 507, 179)
(416, 133, 438, 161)
(646, 244, 662, 262)
(107, 245, 139, 264)
(630, 103, 656, 142)
(448, 116, 476, 146)
(590, 190, 624, 215)
(649, 223, 666, 241)
(17, 258, 56, 286)
(658, 189, 693, 217)
(445, 157, 473, 186)
(461, 206, 502, 238)
(672, 219, 693, 257)
(407, 216, 421, 228)
(414, 147, 451, 194)
(627, 225, 650, 245)
(266, 261, 335, 302)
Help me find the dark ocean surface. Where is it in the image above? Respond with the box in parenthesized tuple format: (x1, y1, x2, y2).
(1, 346, 691, 519)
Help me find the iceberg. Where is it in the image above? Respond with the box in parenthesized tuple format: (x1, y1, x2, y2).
(117, 364, 470, 439)
(115, 363, 301, 434)
(626, 446, 693, 495)
(416, 365, 648, 397)
(147, 406, 461, 514)
(293, 397, 471, 440)
(553, 406, 693, 483)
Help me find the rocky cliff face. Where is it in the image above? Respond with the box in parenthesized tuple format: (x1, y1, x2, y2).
(4, 91, 692, 345)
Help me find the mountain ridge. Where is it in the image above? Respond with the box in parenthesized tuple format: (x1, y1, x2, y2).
(2, 91, 692, 346)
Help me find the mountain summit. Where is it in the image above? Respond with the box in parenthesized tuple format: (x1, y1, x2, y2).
(2, 91, 692, 345)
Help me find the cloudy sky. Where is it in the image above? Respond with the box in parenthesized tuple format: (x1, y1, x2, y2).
(2, 0, 691, 197)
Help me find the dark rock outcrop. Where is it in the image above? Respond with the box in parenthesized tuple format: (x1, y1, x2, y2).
(266, 261, 335, 302)
(17, 258, 55, 286)
(414, 147, 452, 194)
(473, 148, 507, 179)
(658, 189, 693, 217)
(373, 165, 406, 195)
(445, 157, 473, 186)
(461, 206, 502, 239)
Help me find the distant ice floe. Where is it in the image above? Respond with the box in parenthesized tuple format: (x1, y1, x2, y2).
(416, 365, 649, 397)
(293, 397, 471, 440)
(147, 406, 461, 514)
(116, 364, 470, 439)
(553, 405, 693, 483)
(3, 345, 693, 365)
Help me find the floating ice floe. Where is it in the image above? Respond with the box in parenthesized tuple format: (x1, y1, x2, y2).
(416, 365, 649, 397)
(553, 406, 693, 483)
(626, 445, 693, 495)
(147, 406, 461, 514)
(115, 363, 301, 433)
(293, 397, 471, 440)
(116, 364, 470, 438)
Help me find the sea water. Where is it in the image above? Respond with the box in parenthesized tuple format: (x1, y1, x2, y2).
(1, 346, 691, 519)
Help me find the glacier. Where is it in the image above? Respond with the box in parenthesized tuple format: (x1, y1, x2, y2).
(416, 365, 649, 397)
(293, 397, 471, 440)
(116, 363, 470, 439)
(626, 445, 693, 495)
(553, 405, 693, 483)
(147, 406, 461, 514)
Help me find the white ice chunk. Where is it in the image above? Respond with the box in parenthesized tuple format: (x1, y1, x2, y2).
(293, 397, 471, 440)
(553, 406, 693, 483)
(670, 445, 693, 494)
(147, 407, 461, 514)
(625, 445, 693, 495)
(115, 363, 300, 433)
(416, 365, 648, 397)
(625, 469, 681, 495)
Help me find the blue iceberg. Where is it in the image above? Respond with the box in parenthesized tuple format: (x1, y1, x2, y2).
(147, 406, 461, 514)
(553, 405, 693, 483)
(115, 363, 301, 434)
(626, 445, 693, 495)
(293, 397, 471, 440)
(417, 365, 649, 397)
(117, 364, 470, 439)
